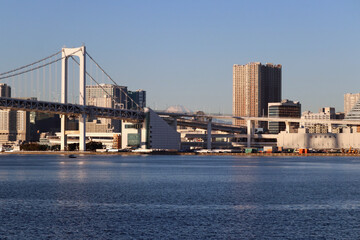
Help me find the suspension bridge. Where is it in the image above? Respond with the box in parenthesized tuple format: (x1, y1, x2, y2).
(0, 46, 145, 151)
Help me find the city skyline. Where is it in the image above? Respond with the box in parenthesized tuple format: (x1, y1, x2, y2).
(0, 0, 359, 114)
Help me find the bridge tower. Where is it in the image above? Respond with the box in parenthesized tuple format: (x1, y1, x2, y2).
(61, 46, 86, 151)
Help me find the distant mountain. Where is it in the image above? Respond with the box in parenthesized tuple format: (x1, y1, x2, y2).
(165, 105, 192, 113)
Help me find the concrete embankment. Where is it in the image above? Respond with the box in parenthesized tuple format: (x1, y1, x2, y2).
(1, 151, 360, 157)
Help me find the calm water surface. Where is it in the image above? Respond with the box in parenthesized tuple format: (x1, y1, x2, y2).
(1, 154, 360, 239)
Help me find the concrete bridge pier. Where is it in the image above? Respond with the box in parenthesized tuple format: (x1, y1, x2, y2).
(60, 115, 67, 151)
(170, 117, 178, 130)
(285, 121, 290, 133)
(207, 118, 212, 150)
(247, 120, 254, 148)
(328, 124, 333, 133)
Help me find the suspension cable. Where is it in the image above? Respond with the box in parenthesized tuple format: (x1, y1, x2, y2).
(70, 56, 119, 108)
(0, 49, 81, 81)
(0, 50, 62, 76)
(86, 52, 141, 110)
(0, 57, 62, 81)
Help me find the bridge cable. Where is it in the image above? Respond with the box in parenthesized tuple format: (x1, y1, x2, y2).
(70, 56, 120, 108)
(0, 56, 61, 81)
(0, 49, 81, 81)
(0, 50, 62, 76)
(86, 52, 141, 110)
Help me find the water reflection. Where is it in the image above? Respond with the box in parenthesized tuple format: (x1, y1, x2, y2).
(1, 155, 360, 239)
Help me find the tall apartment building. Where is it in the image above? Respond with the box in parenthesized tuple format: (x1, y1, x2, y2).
(344, 93, 360, 115)
(233, 62, 282, 126)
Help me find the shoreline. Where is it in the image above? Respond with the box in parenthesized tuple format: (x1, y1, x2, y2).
(1, 151, 360, 157)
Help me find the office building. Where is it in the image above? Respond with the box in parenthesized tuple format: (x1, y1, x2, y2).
(268, 100, 301, 134)
(344, 93, 360, 115)
(301, 107, 336, 133)
(86, 84, 128, 109)
(86, 84, 128, 133)
(233, 62, 281, 126)
(128, 89, 146, 109)
(0, 110, 30, 144)
(302, 108, 335, 124)
(121, 108, 180, 150)
(0, 84, 30, 144)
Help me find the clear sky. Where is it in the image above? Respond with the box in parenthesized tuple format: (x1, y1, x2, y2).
(0, 0, 359, 114)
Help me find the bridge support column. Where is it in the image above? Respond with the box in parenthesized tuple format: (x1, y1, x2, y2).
(61, 49, 68, 151)
(78, 46, 86, 152)
(247, 120, 254, 148)
(61, 46, 86, 151)
(79, 114, 86, 151)
(328, 124, 332, 133)
(285, 121, 290, 133)
(61, 116, 67, 151)
(171, 118, 178, 130)
(207, 118, 212, 150)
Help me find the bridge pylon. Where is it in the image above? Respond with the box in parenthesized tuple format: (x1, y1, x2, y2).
(61, 46, 86, 151)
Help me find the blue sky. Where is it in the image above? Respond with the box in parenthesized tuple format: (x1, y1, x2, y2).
(0, 0, 359, 114)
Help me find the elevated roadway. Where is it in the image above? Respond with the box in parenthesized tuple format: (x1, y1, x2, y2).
(0, 97, 145, 122)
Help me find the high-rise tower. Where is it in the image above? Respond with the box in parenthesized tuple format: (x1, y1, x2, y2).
(233, 62, 281, 126)
(0, 83, 11, 97)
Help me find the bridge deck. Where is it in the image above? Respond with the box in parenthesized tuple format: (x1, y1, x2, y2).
(0, 97, 145, 122)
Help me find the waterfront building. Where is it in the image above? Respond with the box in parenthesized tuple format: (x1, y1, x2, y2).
(0, 109, 30, 144)
(335, 112, 345, 120)
(0, 84, 30, 144)
(344, 93, 360, 115)
(277, 127, 360, 150)
(121, 108, 180, 150)
(233, 62, 281, 126)
(85, 85, 146, 134)
(86, 84, 128, 133)
(301, 107, 336, 132)
(268, 100, 301, 134)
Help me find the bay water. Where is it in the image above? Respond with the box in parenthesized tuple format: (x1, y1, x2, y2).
(1, 154, 360, 239)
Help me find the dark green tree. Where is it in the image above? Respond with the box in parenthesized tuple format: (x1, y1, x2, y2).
(21, 143, 48, 151)
(86, 141, 103, 151)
